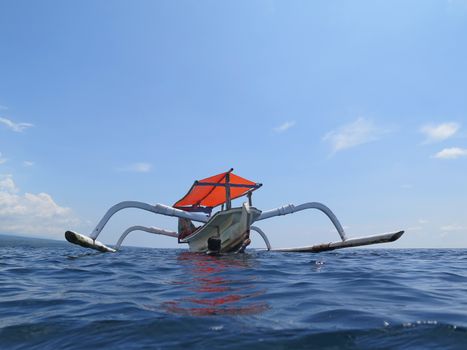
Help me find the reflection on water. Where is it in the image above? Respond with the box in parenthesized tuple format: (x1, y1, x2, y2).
(162, 252, 269, 316)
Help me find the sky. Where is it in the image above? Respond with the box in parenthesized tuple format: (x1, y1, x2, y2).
(1, 0, 466, 249)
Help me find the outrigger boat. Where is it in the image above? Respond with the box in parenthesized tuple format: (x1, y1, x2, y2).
(65, 169, 404, 254)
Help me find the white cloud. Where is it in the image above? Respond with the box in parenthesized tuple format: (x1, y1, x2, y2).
(0, 105, 7, 110)
(0, 117, 34, 132)
(433, 147, 467, 159)
(273, 121, 296, 133)
(23, 161, 35, 167)
(0, 174, 79, 235)
(323, 118, 384, 153)
(119, 162, 152, 173)
(420, 122, 459, 143)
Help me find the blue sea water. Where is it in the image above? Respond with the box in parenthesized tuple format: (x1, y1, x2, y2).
(1, 234, 467, 349)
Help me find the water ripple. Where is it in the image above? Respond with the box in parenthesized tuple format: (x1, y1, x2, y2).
(1, 236, 467, 349)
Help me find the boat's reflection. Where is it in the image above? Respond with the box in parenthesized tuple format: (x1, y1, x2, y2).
(162, 252, 269, 316)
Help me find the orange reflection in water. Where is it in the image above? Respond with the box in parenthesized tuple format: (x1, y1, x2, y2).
(162, 252, 269, 316)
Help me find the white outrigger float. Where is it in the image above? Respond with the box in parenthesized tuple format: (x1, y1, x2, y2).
(65, 169, 404, 254)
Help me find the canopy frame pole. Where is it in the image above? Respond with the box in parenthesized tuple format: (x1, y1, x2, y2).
(193, 183, 261, 189)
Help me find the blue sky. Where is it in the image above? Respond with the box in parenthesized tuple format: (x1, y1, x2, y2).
(1, 0, 466, 249)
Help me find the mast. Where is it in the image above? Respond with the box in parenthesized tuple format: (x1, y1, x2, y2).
(225, 172, 231, 210)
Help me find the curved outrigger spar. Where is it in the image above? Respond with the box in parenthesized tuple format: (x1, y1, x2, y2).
(65, 169, 404, 254)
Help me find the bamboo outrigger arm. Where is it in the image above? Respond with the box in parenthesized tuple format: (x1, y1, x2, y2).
(65, 200, 403, 254)
(115, 226, 178, 250)
(250, 226, 271, 251)
(253, 202, 403, 253)
(89, 201, 209, 240)
(114, 224, 273, 252)
(255, 202, 347, 241)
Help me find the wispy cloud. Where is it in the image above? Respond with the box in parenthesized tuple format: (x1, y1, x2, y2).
(440, 224, 465, 232)
(23, 161, 35, 167)
(406, 219, 429, 232)
(0, 117, 34, 132)
(0, 152, 7, 165)
(447, 0, 467, 10)
(433, 147, 467, 159)
(0, 174, 79, 235)
(118, 162, 152, 173)
(401, 184, 413, 189)
(323, 118, 385, 153)
(0, 174, 17, 193)
(273, 121, 296, 133)
(406, 226, 423, 232)
(0, 105, 7, 110)
(420, 122, 459, 143)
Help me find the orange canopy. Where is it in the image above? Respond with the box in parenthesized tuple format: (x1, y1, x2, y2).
(174, 170, 261, 211)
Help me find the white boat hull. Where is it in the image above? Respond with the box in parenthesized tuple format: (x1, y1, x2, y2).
(181, 203, 261, 253)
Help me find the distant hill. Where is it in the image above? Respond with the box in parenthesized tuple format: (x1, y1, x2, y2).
(0, 233, 67, 247)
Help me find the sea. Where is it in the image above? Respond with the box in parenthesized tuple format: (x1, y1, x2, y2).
(1, 234, 466, 350)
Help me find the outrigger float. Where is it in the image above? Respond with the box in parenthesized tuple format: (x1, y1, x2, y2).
(65, 169, 404, 254)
